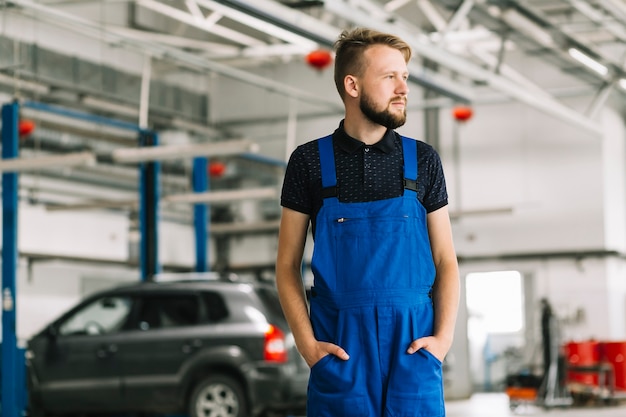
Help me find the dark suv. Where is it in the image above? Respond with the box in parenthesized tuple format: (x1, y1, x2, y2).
(26, 276, 309, 417)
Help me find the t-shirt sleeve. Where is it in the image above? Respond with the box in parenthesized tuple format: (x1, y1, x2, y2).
(421, 143, 449, 213)
(280, 145, 313, 215)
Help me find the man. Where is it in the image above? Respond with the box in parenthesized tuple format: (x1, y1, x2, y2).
(276, 27, 459, 416)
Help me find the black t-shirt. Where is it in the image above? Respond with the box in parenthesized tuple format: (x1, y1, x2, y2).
(280, 121, 448, 232)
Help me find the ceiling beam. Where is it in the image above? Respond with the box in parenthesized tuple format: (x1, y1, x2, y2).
(0, 152, 96, 173)
(111, 139, 258, 163)
(193, 0, 318, 48)
(136, 0, 264, 46)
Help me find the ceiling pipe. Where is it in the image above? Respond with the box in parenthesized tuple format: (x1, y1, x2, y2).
(45, 199, 138, 212)
(567, 0, 626, 43)
(417, 0, 448, 31)
(163, 186, 278, 204)
(458, 249, 626, 263)
(210, 219, 280, 235)
(598, 0, 626, 30)
(441, 0, 475, 37)
(44, 187, 279, 211)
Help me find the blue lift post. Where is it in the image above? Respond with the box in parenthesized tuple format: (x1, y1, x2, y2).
(139, 130, 160, 281)
(192, 157, 209, 272)
(2, 102, 22, 417)
(20, 102, 159, 282)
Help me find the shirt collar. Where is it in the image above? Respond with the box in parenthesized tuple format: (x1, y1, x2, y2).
(333, 120, 396, 154)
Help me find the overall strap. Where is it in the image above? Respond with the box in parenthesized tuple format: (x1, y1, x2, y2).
(318, 135, 338, 199)
(401, 136, 418, 195)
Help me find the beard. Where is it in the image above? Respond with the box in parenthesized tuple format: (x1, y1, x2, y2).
(360, 90, 407, 129)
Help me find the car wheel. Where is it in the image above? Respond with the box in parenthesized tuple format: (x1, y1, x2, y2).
(189, 374, 247, 417)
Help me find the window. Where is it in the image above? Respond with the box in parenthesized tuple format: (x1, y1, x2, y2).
(202, 291, 229, 322)
(134, 294, 201, 330)
(466, 270, 527, 391)
(466, 270, 524, 333)
(59, 296, 132, 336)
(256, 287, 284, 320)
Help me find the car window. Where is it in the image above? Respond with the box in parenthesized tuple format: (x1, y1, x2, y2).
(134, 294, 201, 331)
(58, 296, 132, 336)
(256, 287, 285, 320)
(202, 291, 229, 322)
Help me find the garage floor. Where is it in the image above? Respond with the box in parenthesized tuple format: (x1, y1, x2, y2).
(445, 392, 626, 417)
(288, 392, 626, 416)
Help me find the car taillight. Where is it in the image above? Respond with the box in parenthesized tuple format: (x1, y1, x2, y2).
(264, 324, 288, 363)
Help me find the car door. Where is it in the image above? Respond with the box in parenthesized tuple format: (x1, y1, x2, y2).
(116, 291, 204, 411)
(28, 294, 132, 414)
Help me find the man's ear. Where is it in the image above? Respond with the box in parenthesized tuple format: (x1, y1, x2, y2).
(344, 75, 359, 98)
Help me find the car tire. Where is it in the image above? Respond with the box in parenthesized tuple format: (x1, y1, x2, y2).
(189, 374, 248, 417)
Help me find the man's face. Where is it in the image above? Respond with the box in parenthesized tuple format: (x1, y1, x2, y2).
(358, 45, 409, 129)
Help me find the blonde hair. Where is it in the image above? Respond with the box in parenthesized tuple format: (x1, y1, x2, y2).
(333, 27, 412, 100)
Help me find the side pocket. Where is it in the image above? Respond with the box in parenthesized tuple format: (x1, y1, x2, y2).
(419, 347, 443, 366)
(310, 353, 333, 372)
(385, 349, 444, 417)
(308, 355, 368, 416)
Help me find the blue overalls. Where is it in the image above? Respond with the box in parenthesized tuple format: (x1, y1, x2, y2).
(307, 135, 445, 417)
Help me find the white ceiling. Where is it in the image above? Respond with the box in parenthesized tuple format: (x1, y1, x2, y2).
(3, 0, 625, 135)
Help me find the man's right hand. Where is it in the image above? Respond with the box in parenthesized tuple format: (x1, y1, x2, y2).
(302, 341, 350, 368)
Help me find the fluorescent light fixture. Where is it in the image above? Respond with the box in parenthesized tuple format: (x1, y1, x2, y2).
(619, 79, 626, 90)
(0, 152, 96, 173)
(163, 187, 278, 204)
(111, 139, 258, 163)
(568, 48, 609, 76)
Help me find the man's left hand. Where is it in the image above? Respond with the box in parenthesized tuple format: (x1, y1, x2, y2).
(406, 335, 450, 362)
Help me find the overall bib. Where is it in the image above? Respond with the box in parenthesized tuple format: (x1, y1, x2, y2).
(307, 135, 445, 417)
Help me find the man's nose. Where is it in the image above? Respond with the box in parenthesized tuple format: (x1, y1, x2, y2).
(397, 79, 409, 96)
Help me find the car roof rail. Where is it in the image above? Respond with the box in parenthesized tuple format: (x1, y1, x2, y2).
(153, 271, 241, 283)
